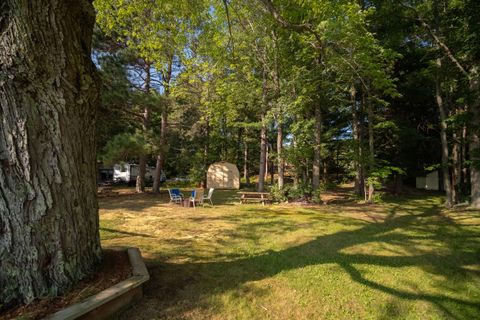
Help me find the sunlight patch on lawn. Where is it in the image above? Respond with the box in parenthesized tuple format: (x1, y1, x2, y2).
(99, 190, 480, 319)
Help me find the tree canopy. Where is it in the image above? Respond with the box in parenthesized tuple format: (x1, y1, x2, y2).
(93, 0, 480, 207)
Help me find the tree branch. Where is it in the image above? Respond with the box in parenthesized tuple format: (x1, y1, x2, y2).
(400, 2, 470, 79)
(257, 0, 322, 47)
(222, 0, 236, 60)
(115, 106, 144, 119)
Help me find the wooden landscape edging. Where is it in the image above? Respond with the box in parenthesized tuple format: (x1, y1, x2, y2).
(44, 248, 149, 320)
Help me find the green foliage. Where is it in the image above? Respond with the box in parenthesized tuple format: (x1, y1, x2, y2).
(311, 189, 323, 204)
(367, 165, 406, 190)
(270, 183, 321, 203)
(92, 0, 475, 202)
(270, 184, 288, 203)
(188, 156, 206, 185)
(101, 132, 152, 166)
(424, 164, 442, 172)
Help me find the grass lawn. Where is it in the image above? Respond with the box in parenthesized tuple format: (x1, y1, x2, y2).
(99, 189, 480, 319)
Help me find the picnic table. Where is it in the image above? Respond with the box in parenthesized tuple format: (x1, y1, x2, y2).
(239, 191, 271, 205)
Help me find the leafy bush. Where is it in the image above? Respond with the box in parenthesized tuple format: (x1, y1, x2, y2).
(270, 184, 288, 202)
(311, 189, 322, 204)
(270, 183, 324, 203)
(321, 180, 337, 191)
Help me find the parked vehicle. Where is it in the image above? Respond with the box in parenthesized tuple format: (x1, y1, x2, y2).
(113, 163, 157, 184)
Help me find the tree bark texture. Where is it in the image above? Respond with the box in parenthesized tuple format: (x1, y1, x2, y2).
(469, 74, 480, 208)
(243, 136, 250, 186)
(202, 118, 210, 188)
(265, 143, 269, 183)
(366, 91, 377, 201)
(312, 105, 322, 190)
(451, 105, 463, 203)
(270, 143, 275, 185)
(136, 63, 151, 193)
(432, 3, 453, 207)
(366, 92, 374, 170)
(436, 58, 453, 207)
(153, 110, 168, 192)
(277, 121, 284, 189)
(257, 69, 268, 192)
(153, 57, 173, 193)
(271, 29, 284, 190)
(452, 128, 460, 203)
(0, 0, 101, 305)
(258, 120, 267, 192)
(351, 85, 364, 196)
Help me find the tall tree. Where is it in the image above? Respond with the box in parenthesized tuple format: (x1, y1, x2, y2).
(400, 0, 480, 207)
(0, 0, 101, 305)
(153, 55, 174, 193)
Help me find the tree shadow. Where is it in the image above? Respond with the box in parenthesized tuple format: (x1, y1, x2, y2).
(98, 189, 242, 212)
(120, 201, 480, 319)
(99, 227, 155, 239)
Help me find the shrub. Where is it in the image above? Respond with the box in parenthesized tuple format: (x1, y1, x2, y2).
(270, 184, 288, 203)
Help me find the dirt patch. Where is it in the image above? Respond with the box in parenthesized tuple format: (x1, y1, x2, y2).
(1, 249, 132, 320)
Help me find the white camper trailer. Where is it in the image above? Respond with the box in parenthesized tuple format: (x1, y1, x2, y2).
(113, 163, 156, 183)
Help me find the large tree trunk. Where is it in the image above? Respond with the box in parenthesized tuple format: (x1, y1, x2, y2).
(153, 57, 173, 193)
(258, 69, 268, 192)
(462, 122, 468, 192)
(432, 2, 453, 208)
(153, 110, 168, 192)
(265, 143, 269, 183)
(277, 120, 285, 189)
(258, 119, 267, 192)
(312, 105, 322, 190)
(436, 59, 453, 207)
(452, 106, 463, 204)
(136, 64, 151, 193)
(292, 121, 300, 187)
(236, 128, 242, 165)
(136, 154, 147, 193)
(469, 73, 480, 208)
(202, 118, 210, 188)
(366, 92, 374, 170)
(271, 30, 284, 190)
(452, 129, 461, 203)
(366, 92, 377, 202)
(351, 85, 364, 196)
(243, 135, 250, 186)
(270, 143, 275, 185)
(0, 0, 101, 305)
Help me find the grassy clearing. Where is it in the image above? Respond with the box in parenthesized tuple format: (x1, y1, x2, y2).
(99, 189, 480, 320)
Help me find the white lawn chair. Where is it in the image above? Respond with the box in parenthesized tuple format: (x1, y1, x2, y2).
(203, 188, 214, 206)
(190, 188, 204, 209)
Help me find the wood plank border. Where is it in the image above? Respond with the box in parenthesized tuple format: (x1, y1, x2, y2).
(44, 248, 149, 320)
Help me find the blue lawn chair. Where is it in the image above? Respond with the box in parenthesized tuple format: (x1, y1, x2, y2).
(168, 188, 183, 204)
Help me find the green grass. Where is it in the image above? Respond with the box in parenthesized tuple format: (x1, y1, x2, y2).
(99, 189, 480, 319)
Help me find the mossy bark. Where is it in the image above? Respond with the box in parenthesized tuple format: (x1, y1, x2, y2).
(0, 0, 101, 305)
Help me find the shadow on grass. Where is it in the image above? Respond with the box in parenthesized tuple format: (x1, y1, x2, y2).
(124, 200, 480, 319)
(99, 189, 241, 211)
(99, 227, 155, 239)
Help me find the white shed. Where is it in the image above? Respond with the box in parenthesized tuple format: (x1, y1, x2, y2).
(416, 171, 440, 191)
(425, 171, 439, 190)
(207, 162, 240, 189)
